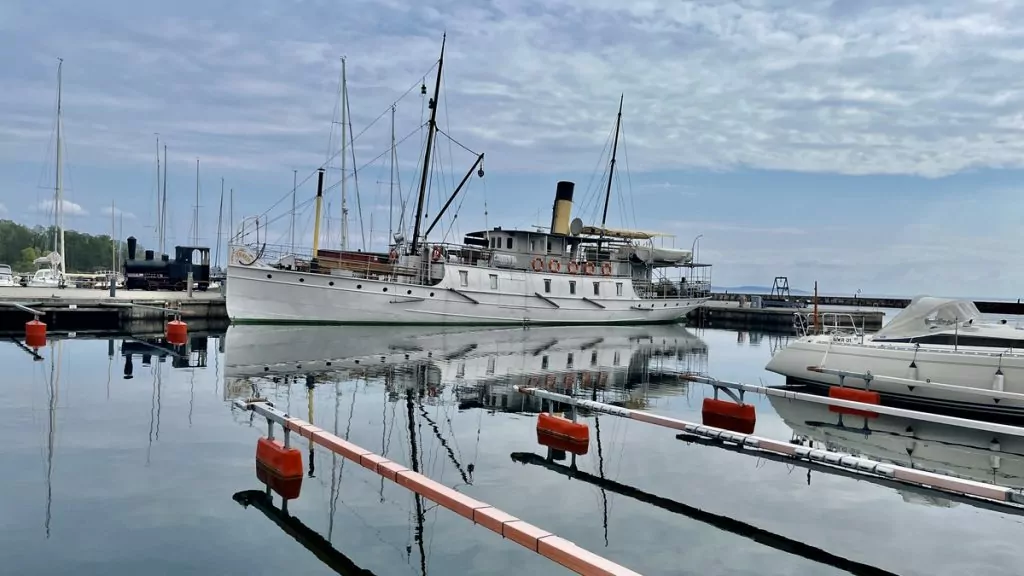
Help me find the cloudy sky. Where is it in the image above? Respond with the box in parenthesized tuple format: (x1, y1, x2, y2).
(2, 0, 1023, 298)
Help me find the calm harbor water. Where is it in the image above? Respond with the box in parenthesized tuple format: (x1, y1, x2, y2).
(2, 317, 1023, 575)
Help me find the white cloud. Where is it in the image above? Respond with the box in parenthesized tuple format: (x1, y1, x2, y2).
(34, 199, 88, 217)
(100, 205, 136, 219)
(0, 203, 6, 214)
(6, 1, 1024, 178)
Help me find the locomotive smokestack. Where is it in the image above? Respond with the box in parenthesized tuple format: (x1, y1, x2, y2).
(127, 236, 137, 260)
(144, 249, 154, 261)
(549, 181, 575, 235)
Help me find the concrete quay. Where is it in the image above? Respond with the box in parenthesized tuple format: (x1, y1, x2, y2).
(710, 292, 1024, 316)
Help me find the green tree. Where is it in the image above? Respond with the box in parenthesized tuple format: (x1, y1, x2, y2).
(0, 219, 140, 273)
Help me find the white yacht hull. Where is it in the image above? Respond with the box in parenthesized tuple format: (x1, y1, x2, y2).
(765, 335, 1024, 413)
(226, 260, 705, 326)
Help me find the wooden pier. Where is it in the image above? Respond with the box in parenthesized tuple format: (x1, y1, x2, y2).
(688, 301, 884, 333)
(0, 287, 226, 334)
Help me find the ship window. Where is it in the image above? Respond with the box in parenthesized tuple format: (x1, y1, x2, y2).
(486, 357, 495, 374)
(506, 237, 513, 249)
(547, 240, 552, 253)
(567, 352, 574, 369)
(569, 280, 576, 295)
(489, 274, 498, 290)
(489, 237, 495, 248)
(613, 351, 621, 366)
(530, 240, 536, 252)
(590, 351, 598, 366)
(544, 278, 551, 293)
(542, 355, 549, 369)
(616, 282, 623, 296)
(593, 282, 600, 296)
(459, 270, 468, 287)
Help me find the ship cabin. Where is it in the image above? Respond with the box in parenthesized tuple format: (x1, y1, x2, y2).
(450, 180, 711, 300)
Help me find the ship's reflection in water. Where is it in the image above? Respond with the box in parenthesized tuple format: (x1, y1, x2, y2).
(223, 324, 708, 412)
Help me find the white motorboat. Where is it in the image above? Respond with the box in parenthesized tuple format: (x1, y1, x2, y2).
(0, 264, 15, 287)
(765, 296, 1024, 416)
(226, 39, 711, 326)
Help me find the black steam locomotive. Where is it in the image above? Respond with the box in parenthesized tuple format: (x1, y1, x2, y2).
(123, 236, 212, 291)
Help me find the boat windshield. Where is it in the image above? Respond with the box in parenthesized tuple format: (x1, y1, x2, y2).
(0, 265, 11, 275)
(873, 296, 982, 340)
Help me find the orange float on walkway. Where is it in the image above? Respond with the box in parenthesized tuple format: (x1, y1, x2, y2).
(255, 436, 304, 499)
(25, 318, 46, 348)
(537, 413, 589, 455)
(827, 387, 880, 418)
(700, 398, 756, 434)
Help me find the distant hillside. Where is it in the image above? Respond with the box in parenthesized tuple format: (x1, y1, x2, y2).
(713, 285, 811, 296)
(0, 219, 131, 273)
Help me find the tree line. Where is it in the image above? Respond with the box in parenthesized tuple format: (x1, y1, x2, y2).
(0, 219, 138, 273)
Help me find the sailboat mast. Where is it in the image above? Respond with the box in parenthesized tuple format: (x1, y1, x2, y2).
(410, 34, 445, 255)
(389, 105, 395, 245)
(597, 94, 623, 252)
(194, 158, 200, 246)
(55, 59, 66, 277)
(155, 134, 161, 249)
(111, 200, 116, 272)
(161, 144, 167, 254)
(340, 57, 348, 253)
(215, 178, 224, 269)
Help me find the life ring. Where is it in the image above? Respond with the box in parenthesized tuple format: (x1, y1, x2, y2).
(388, 248, 399, 262)
(567, 261, 579, 274)
(548, 259, 561, 273)
(532, 257, 544, 272)
(431, 246, 443, 262)
(601, 262, 612, 276)
(584, 261, 596, 275)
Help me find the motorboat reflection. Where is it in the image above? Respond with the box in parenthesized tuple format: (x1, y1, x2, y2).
(769, 393, 1024, 490)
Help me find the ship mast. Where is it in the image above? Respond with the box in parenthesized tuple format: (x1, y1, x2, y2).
(54, 59, 66, 278)
(340, 57, 349, 252)
(410, 34, 445, 255)
(597, 94, 623, 253)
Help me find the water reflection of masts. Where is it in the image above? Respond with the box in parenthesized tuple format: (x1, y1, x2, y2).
(406, 388, 427, 576)
(146, 360, 163, 466)
(510, 452, 898, 576)
(233, 490, 377, 576)
(328, 376, 358, 542)
(417, 402, 471, 486)
(590, 382, 610, 547)
(44, 340, 63, 538)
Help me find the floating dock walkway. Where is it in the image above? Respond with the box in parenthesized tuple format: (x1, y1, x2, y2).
(711, 293, 1024, 316)
(0, 287, 225, 334)
(235, 399, 641, 576)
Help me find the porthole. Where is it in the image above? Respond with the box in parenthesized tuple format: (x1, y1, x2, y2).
(356, 284, 362, 289)
(299, 277, 305, 283)
(266, 274, 273, 279)
(407, 289, 412, 295)
(329, 281, 335, 286)
(383, 287, 388, 292)
(429, 292, 435, 297)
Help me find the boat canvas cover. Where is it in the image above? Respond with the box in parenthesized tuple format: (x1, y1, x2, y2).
(873, 296, 981, 340)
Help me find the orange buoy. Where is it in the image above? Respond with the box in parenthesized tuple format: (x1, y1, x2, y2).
(828, 387, 881, 418)
(25, 319, 47, 348)
(255, 437, 304, 499)
(536, 412, 589, 455)
(701, 397, 756, 434)
(166, 319, 188, 345)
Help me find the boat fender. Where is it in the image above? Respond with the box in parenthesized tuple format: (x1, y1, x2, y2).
(994, 368, 1004, 392)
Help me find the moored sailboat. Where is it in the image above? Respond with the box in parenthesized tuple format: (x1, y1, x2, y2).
(227, 36, 711, 325)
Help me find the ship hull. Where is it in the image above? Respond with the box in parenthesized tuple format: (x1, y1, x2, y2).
(226, 260, 705, 326)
